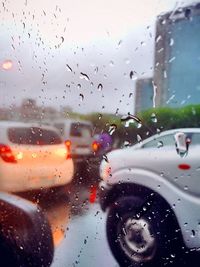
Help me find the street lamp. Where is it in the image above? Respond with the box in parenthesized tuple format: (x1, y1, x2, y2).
(2, 60, 13, 70)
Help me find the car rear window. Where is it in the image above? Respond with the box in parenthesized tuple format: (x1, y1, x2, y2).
(70, 123, 92, 138)
(8, 127, 62, 145)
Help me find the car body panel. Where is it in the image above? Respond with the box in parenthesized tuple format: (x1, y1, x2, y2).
(100, 128, 200, 248)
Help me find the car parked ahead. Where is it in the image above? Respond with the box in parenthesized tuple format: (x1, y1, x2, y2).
(51, 119, 100, 182)
(99, 128, 200, 267)
(0, 121, 74, 193)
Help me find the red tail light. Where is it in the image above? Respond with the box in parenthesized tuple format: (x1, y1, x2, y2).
(92, 141, 100, 152)
(65, 140, 71, 159)
(0, 144, 17, 163)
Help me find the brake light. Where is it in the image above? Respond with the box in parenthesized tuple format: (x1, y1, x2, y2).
(92, 141, 100, 152)
(0, 144, 17, 163)
(65, 140, 71, 159)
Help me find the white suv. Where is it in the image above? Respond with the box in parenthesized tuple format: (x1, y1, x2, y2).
(0, 121, 74, 193)
(99, 128, 200, 267)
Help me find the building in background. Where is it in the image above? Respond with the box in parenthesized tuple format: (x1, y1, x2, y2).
(154, 3, 200, 107)
(0, 98, 73, 122)
(134, 78, 153, 114)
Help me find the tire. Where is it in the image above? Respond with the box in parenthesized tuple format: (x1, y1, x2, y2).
(106, 195, 184, 267)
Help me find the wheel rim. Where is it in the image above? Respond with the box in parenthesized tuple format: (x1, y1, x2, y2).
(119, 217, 156, 263)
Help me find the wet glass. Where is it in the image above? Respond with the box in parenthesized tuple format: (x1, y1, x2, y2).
(0, 1, 200, 267)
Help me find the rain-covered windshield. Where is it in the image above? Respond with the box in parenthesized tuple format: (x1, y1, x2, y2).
(0, 1, 200, 267)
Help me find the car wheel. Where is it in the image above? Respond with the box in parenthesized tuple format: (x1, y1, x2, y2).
(106, 195, 183, 267)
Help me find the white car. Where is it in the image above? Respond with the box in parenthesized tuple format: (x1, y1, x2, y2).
(99, 128, 200, 267)
(0, 121, 74, 193)
(51, 119, 99, 181)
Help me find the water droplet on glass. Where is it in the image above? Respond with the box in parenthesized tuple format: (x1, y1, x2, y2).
(169, 38, 174, 46)
(157, 141, 163, 148)
(191, 230, 195, 237)
(169, 56, 176, 63)
(97, 83, 103, 91)
(80, 72, 90, 81)
(108, 124, 117, 135)
(151, 113, 157, 123)
(121, 114, 142, 128)
(130, 70, 136, 80)
(184, 185, 188, 190)
(66, 64, 72, 72)
(155, 35, 161, 43)
(103, 154, 109, 162)
(61, 36, 64, 43)
(118, 40, 122, 46)
(124, 140, 130, 147)
(77, 84, 81, 89)
(79, 93, 84, 101)
(137, 134, 142, 143)
(94, 67, 98, 74)
(129, 93, 133, 98)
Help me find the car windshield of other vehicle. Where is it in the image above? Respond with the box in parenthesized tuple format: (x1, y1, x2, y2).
(70, 123, 92, 138)
(8, 127, 62, 145)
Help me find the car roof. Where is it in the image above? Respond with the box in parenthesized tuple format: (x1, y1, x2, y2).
(148, 128, 200, 139)
(0, 120, 60, 132)
(133, 128, 200, 148)
(44, 119, 93, 127)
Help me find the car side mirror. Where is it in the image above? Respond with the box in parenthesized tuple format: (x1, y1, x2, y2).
(174, 132, 189, 157)
(0, 192, 54, 267)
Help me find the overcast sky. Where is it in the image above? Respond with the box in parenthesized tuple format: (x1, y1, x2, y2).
(0, 0, 195, 114)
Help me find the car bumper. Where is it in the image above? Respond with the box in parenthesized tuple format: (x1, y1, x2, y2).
(0, 159, 74, 193)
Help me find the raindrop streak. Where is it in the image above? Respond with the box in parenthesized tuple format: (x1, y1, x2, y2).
(152, 81, 157, 108)
(97, 83, 103, 91)
(66, 64, 72, 72)
(121, 114, 142, 128)
(79, 93, 84, 101)
(80, 72, 90, 81)
(108, 124, 117, 135)
(151, 113, 157, 123)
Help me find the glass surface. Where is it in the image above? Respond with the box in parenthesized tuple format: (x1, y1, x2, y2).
(0, 1, 200, 267)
